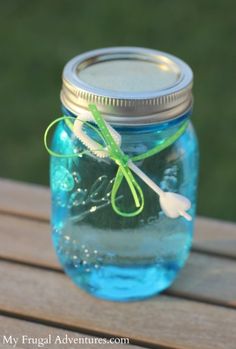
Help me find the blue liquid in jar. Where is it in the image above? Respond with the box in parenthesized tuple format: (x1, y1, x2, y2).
(50, 115, 198, 301)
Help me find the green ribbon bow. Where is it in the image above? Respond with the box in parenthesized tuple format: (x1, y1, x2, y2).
(88, 104, 144, 217)
(44, 104, 188, 217)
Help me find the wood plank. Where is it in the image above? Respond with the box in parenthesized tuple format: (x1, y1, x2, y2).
(0, 315, 138, 349)
(1, 215, 236, 309)
(1, 214, 236, 308)
(169, 252, 236, 306)
(1, 178, 236, 258)
(194, 217, 236, 258)
(0, 178, 50, 221)
(0, 261, 235, 349)
(0, 214, 58, 269)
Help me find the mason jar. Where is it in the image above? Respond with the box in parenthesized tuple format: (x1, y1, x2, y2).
(49, 47, 199, 301)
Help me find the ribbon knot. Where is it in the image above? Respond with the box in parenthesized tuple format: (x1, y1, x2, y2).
(112, 154, 130, 168)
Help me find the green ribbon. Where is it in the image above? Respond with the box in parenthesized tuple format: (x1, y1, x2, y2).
(44, 104, 189, 217)
(88, 104, 144, 217)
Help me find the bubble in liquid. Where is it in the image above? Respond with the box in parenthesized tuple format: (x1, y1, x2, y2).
(68, 189, 87, 208)
(72, 171, 81, 184)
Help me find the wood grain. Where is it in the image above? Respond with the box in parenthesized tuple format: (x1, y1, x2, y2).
(169, 252, 236, 306)
(0, 315, 139, 349)
(0, 261, 235, 349)
(0, 214, 58, 269)
(1, 178, 235, 258)
(194, 217, 236, 258)
(0, 178, 50, 221)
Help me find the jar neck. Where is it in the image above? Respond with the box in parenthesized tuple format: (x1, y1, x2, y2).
(62, 105, 191, 134)
(62, 105, 191, 155)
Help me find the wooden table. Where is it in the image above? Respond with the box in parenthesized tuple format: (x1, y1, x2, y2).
(0, 178, 235, 349)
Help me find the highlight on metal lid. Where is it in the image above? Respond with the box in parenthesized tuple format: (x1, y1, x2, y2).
(61, 47, 193, 125)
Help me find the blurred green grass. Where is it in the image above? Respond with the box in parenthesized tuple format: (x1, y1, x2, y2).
(0, 0, 236, 221)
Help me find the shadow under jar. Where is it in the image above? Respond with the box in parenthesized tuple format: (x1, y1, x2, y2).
(50, 47, 199, 301)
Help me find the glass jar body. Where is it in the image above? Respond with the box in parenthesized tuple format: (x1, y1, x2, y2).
(50, 110, 199, 301)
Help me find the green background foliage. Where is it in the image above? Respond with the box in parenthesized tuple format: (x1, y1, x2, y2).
(1, 0, 235, 221)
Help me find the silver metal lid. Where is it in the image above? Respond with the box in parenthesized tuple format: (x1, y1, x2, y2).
(61, 47, 193, 125)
